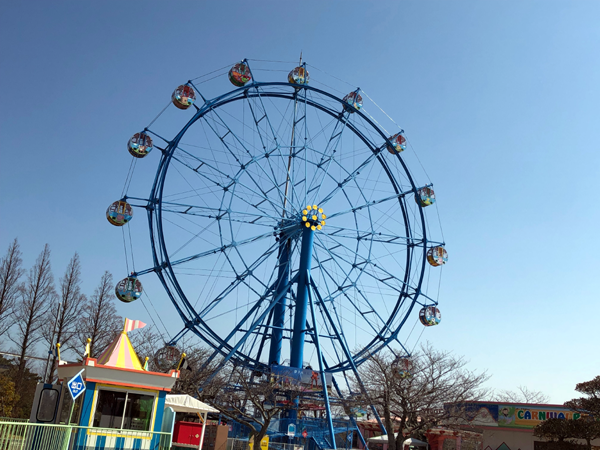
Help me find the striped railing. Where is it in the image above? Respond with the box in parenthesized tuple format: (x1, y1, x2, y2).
(0, 421, 172, 450)
(68, 425, 172, 450)
(0, 421, 71, 450)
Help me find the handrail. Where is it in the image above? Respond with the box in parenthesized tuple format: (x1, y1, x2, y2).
(0, 421, 173, 450)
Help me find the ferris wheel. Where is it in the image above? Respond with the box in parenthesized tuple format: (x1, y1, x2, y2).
(106, 58, 446, 385)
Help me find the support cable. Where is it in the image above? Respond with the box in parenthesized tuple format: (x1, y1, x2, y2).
(141, 290, 171, 340)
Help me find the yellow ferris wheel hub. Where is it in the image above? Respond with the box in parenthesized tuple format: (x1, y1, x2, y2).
(303, 205, 326, 231)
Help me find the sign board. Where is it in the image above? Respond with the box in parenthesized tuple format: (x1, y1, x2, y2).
(461, 402, 583, 429)
(67, 368, 86, 401)
(287, 423, 296, 437)
(248, 436, 269, 450)
(270, 365, 333, 392)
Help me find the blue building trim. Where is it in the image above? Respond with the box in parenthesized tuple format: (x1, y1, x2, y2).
(153, 391, 167, 432)
(79, 381, 96, 426)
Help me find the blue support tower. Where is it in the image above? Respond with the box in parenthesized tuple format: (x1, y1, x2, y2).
(268, 235, 291, 365)
(290, 225, 314, 369)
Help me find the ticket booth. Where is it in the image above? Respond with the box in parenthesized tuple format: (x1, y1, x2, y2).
(55, 320, 180, 449)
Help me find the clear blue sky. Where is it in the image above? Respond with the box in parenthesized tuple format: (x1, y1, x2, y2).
(1, 1, 598, 403)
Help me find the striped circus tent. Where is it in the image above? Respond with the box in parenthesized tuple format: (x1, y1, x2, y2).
(96, 318, 146, 370)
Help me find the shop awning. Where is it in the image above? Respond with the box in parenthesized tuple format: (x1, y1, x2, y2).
(403, 437, 428, 448)
(367, 433, 398, 443)
(367, 435, 428, 448)
(165, 394, 218, 414)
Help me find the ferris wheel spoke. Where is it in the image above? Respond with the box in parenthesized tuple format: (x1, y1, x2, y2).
(309, 249, 387, 341)
(324, 285, 406, 371)
(245, 91, 303, 217)
(322, 236, 411, 295)
(160, 200, 283, 228)
(309, 277, 378, 372)
(170, 150, 283, 220)
(199, 236, 286, 318)
(304, 307, 346, 367)
(224, 245, 277, 295)
(163, 210, 276, 229)
(310, 242, 355, 297)
(412, 290, 439, 307)
(259, 87, 310, 214)
(162, 216, 221, 259)
(294, 89, 309, 207)
(199, 266, 281, 341)
(313, 235, 410, 297)
(322, 226, 435, 246)
(200, 110, 288, 213)
(193, 275, 295, 381)
(311, 239, 396, 338)
(173, 145, 238, 180)
(325, 186, 429, 221)
(315, 149, 384, 208)
(306, 112, 352, 203)
(166, 227, 283, 269)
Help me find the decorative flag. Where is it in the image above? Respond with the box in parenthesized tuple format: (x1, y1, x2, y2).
(143, 357, 149, 371)
(180, 357, 192, 371)
(123, 318, 146, 333)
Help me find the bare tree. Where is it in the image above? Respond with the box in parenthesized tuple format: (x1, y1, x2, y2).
(129, 331, 221, 395)
(171, 344, 221, 398)
(204, 364, 299, 449)
(9, 244, 55, 389)
(356, 343, 490, 450)
(494, 385, 549, 404)
(0, 238, 24, 336)
(42, 253, 86, 381)
(77, 271, 122, 358)
(129, 325, 164, 366)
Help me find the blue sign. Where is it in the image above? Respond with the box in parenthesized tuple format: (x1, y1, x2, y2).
(287, 423, 296, 437)
(67, 369, 86, 400)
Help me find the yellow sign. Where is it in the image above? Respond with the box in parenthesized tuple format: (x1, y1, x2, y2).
(248, 435, 269, 450)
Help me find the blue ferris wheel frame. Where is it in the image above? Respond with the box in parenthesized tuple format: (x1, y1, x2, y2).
(129, 79, 439, 380)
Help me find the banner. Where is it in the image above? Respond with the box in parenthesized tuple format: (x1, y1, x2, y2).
(464, 402, 582, 429)
(498, 405, 581, 428)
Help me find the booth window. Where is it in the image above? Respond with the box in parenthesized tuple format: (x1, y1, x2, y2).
(36, 388, 59, 422)
(93, 389, 154, 431)
(123, 393, 154, 431)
